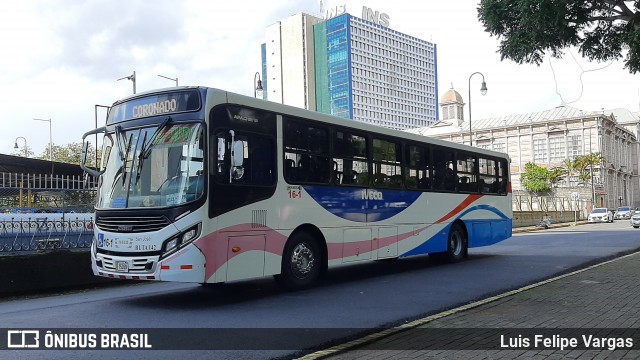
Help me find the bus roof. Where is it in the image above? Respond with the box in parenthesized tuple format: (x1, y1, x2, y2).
(113, 86, 510, 161)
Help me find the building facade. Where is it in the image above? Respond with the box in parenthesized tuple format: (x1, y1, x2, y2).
(407, 87, 640, 209)
(263, 13, 322, 109)
(262, 11, 439, 130)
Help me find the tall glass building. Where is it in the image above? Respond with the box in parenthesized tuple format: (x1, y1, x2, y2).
(263, 12, 438, 130)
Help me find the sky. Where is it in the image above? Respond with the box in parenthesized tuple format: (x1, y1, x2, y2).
(1, 0, 639, 158)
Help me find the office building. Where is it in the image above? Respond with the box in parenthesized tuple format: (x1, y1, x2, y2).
(262, 9, 438, 130)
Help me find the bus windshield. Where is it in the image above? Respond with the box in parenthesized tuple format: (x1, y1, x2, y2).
(97, 122, 204, 209)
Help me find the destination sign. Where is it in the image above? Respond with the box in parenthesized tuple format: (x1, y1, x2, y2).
(107, 90, 201, 124)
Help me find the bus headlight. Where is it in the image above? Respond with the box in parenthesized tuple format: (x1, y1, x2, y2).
(161, 223, 201, 258)
(165, 238, 179, 252)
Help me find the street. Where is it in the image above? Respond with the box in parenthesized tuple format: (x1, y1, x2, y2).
(1, 221, 639, 360)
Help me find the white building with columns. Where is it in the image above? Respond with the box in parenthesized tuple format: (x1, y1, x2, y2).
(406, 86, 640, 209)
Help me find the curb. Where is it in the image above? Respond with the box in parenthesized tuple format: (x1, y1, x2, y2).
(512, 221, 588, 233)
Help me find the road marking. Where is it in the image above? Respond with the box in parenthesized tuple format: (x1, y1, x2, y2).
(297, 250, 640, 360)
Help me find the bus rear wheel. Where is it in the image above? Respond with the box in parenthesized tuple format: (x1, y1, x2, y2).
(275, 232, 321, 290)
(445, 223, 467, 262)
(431, 223, 467, 263)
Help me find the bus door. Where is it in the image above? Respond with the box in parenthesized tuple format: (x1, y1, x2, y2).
(209, 105, 277, 282)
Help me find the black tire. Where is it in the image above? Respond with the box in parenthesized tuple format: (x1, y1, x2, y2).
(431, 223, 468, 263)
(275, 232, 321, 290)
(448, 223, 468, 262)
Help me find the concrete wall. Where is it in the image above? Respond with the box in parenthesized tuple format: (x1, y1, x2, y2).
(513, 211, 581, 228)
(0, 251, 120, 296)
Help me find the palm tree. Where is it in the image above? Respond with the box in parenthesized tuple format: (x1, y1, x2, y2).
(562, 158, 578, 187)
(574, 153, 605, 186)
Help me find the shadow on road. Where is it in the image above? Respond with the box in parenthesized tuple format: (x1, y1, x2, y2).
(119, 253, 499, 309)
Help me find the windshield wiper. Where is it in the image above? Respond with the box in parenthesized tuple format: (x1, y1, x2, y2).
(115, 126, 126, 161)
(121, 133, 134, 186)
(135, 131, 148, 185)
(135, 117, 172, 185)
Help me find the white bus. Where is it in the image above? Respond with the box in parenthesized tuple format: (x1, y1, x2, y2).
(81, 87, 511, 289)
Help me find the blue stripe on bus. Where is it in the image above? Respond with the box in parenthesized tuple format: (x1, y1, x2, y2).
(401, 206, 511, 257)
(303, 186, 422, 222)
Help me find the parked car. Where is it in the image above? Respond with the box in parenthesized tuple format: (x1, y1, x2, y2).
(614, 206, 633, 220)
(631, 212, 640, 228)
(588, 208, 613, 223)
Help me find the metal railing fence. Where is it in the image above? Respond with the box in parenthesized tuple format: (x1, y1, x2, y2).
(0, 172, 96, 254)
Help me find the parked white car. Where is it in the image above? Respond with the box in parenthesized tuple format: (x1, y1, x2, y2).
(588, 208, 613, 223)
(631, 213, 640, 228)
(614, 206, 633, 220)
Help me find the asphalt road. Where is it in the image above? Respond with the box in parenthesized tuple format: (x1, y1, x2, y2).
(1, 221, 639, 360)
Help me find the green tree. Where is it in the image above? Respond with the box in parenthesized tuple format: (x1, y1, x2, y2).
(574, 152, 605, 185)
(478, 1, 640, 73)
(548, 166, 566, 188)
(37, 142, 101, 167)
(521, 162, 555, 193)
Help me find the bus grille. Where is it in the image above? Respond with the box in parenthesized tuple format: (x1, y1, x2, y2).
(98, 254, 156, 273)
(95, 215, 170, 233)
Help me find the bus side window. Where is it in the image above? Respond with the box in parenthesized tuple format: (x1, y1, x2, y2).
(372, 137, 402, 189)
(432, 147, 455, 192)
(333, 130, 369, 187)
(283, 118, 330, 184)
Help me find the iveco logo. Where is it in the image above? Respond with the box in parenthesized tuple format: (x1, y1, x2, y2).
(362, 189, 383, 200)
(118, 225, 133, 231)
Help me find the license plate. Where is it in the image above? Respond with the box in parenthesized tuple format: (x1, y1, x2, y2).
(116, 261, 129, 272)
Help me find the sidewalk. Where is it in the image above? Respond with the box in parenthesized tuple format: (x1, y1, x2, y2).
(512, 220, 588, 233)
(304, 226, 640, 359)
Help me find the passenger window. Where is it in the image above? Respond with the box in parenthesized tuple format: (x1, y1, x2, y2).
(283, 119, 330, 184)
(432, 148, 456, 192)
(479, 158, 498, 194)
(373, 138, 402, 188)
(457, 153, 477, 193)
(333, 130, 369, 186)
(405, 144, 431, 191)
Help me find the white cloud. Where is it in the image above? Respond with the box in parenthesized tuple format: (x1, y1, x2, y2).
(1, 0, 639, 157)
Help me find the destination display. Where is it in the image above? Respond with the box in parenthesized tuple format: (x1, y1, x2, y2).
(107, 90, 200, 124)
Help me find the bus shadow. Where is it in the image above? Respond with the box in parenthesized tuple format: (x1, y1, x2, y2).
(121, 253, 497, 309)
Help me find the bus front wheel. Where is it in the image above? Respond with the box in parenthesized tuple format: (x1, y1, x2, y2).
(275, 232, 321, 290)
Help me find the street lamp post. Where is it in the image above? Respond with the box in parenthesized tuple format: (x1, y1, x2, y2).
(33, 118, 53, 174)
(618, 195, 623, 207)
(32, 118, 53, 162)
(14, 136, 27, 157)
(117, 71, 136, 94)
(254, 72, 264, 98)
(157, 74, 178, 87)
(468, 72, 488, 147)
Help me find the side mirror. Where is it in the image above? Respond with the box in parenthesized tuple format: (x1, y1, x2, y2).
(80, 126, 107, 178)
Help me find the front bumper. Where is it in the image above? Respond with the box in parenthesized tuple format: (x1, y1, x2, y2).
(91, 243, 206, 282)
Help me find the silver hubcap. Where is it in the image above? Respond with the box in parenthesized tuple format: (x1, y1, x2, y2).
(291, 243, 315, 278)
(450, 231, 462, 256)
